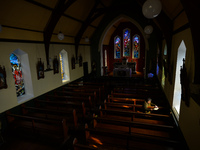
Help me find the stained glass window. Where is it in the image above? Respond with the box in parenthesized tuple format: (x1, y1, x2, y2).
(132, 35, 140, 59)
(59, 53, 64, 80)
(123, 28, 131, 57)
(10, 53, 25, 97)
(104, 50, 107, 66)
(114, 36, 121, 59)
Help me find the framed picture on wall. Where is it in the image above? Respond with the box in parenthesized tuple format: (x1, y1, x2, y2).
(53, 56, 59, 74)
(79, 55, 82, 67)
(71, 56, 75, 70)
(0, 65, 8, 89)
(37, 58, 44, 80)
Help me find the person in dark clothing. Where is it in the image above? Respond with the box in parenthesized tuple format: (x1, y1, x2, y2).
(143, 98, 159, 113)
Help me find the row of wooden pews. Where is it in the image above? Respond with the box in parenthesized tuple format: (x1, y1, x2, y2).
(73, 79, 186, 150)
(5, 79, 108, 149)
(5, 77, 187, 149)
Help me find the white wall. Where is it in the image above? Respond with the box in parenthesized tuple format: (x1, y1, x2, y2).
(0, 42, 91, 113)
(157, 28, 200, 149)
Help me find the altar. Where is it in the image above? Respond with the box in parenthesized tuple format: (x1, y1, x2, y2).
(113, 62, 136, 77)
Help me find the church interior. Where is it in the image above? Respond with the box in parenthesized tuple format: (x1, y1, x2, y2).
(0, 0, 200, 149)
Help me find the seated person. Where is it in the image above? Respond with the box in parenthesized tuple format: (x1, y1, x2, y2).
(143, 98, 159, 114)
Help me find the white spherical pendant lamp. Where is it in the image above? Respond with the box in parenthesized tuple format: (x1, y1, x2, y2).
(142, 0, 162, 19)
(85, 37, 89, 43)
(144, 25, 153, 34)
(57, 32, 64, 40)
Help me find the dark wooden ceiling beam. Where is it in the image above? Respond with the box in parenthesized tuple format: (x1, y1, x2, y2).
(99, 0, 106, 8)
(172, 9, 184, 22)
(25, 0, 97, 28)
(43, 0, 77, 68)
(74, 0, 101, 60)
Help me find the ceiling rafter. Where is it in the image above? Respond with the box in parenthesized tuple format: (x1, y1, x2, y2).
(25, 0, 97, 29)
(44, 0, 77, 67)
(99, 0, 106, 8)
(2, 25, 75, 38)
(172, 9, 184, 22)
(74, 0, 102, 59)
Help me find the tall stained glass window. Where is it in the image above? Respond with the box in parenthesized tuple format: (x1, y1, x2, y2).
(114, 36, 121, 59)
(132, 35, 140, 59)
(123, 28, 131, 57)
(10, 53, 25, 97)
(59, 50, 70, 82)
(59, 53, 64, 80)
(104, 50, 107, 66)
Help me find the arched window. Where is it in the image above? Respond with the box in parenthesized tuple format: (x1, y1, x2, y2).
(172, 40, 186, 120)
(161, 44, 167, 88)
(10, 53, 25, 97)
(156, 44, 160, 75)
(123, 28, 131, 57)
(114, 36, 121, 59)
(59, 50, 70, 83)
(104, 50, 107, 67)
(132, 34, 140, 59)
(9, 49, 33, 103)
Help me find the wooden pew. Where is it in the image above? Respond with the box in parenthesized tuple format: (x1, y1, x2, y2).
(108, 95, 145, 105)
(84, 122, 180, 150)
(65, 84, 105, 101)
(6, 111, 70, 145)
(45, 95, 92, 109)
(111, 91, 164, 99)
(71, 81, 105, 86)
(71, 81, 110, 96)
(95, 112, 174, 132)
(108, 94, 170, 114)
(21, 104, 78, 128)
(113, 83, 160, 90)
(34, 99, 87, 118)
(113, 87, 162, 95)
(54, 90, 97, 104)
(99, 106, 173, 125)
(62, 86, 102, 102)
(104, 99, 167, 114)
(104, 100, 143, 112)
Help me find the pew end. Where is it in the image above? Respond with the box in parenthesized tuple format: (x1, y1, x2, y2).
(85, 123, 90, 140)
(93, 113, 97, 128)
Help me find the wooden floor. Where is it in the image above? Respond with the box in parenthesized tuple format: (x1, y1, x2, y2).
(0, 76, 188, 150)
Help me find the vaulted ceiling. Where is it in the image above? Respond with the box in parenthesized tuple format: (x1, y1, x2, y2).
(0, 0, 185, 45)
(1, 0, 200, 83)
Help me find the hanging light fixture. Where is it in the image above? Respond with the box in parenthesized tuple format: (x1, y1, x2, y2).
(144, 25, 153, 34)
(142, 0, 162, 19)
(85, 37, 89, 43)
(57, 31, 64, 40)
